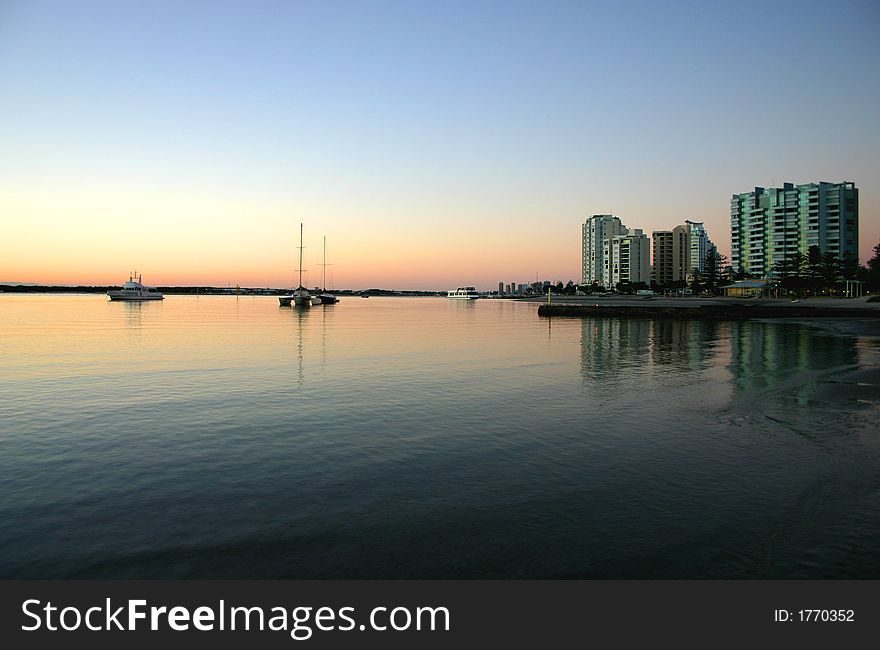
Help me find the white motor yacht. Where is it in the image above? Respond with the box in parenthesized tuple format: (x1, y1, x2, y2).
(447, 287, 480, 300)
(107, 273, 164, 301)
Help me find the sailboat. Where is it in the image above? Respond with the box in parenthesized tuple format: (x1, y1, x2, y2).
(316, 236, 338, 305)
(279, 223, 314, 307)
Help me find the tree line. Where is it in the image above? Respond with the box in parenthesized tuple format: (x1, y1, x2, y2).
(768, 243, 875, 296)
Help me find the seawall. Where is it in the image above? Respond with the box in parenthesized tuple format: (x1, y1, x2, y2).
(537, 303, 880, 320)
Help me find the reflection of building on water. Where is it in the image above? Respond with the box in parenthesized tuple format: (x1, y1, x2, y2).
(580, 318, 726, 382)
(649, 319, 724, 372)
(579, 318, 652, 383)
(727, 321, 858, 393)
(578, 318, 863, 417)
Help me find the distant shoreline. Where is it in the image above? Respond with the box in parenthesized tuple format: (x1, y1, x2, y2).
(0, 285, 443, 297)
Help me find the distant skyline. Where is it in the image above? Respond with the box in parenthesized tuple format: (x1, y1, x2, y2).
(1, 0, 878, 290)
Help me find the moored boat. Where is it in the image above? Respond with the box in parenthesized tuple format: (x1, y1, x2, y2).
(316, 236, 338, 305)
(447, 286, 480, 300)
(292, 286, 313, 307)
(280, 223, 313, 308)
(108, 273, 164, 301)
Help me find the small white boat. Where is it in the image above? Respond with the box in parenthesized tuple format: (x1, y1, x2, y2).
(108, 273, 164, 301)
(447, 286, 480, 300)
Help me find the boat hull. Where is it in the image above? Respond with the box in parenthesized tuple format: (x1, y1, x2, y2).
(108, 293, 164, 301)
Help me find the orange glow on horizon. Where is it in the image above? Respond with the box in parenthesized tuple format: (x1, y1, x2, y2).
(2, 181, 877, 290)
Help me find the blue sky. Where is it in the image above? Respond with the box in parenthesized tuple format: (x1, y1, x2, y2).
(1, 0, 878, 287)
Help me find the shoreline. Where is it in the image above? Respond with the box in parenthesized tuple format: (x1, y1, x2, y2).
(538, 300, 880, 320)
(0, 285, 442, 297)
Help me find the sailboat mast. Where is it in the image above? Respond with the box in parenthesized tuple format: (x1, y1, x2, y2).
(298, 223, 304, 289)
(322, 236, 326, 292)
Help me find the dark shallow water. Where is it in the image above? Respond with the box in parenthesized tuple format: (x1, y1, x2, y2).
(1, 295, 879, 578)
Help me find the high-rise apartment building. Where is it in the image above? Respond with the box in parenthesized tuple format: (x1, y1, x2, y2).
(603, 229, 650, 288)
(582, 215, 627, 285)
(651, 231, 674, 286)
(651, 224, 691, 286)
(686, 220, 715, 275)
(730, 181, 858, 277)
(672, 224, 690, 281)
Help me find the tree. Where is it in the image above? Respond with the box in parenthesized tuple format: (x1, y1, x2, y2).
(701, 250, 728, 294)
(806, 245, 822, 293)
(773, 251, 807, 296)
(840, 253, 860, 281)
(817, 250, 841, 294)
(772, 251, 805, 280)
(869, 240, 880, 274)
(865, 240, 880, 292)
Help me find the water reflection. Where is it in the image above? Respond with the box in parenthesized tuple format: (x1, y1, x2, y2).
(4, 296, 878, 579)
(285, 304, 339, 385)
(579, 318, 652, 381)
(292, 306, 309, 385)
(579, 317, 861, 391)
(116, 299, 146, 329)
(578, 317, 870, 424)
(108, 299, 164, 345)
(722, 321, 867, 444)
(727, 321, 858, 393)
(649, 319, 724, 371)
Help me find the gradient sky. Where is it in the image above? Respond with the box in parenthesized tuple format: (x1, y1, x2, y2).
(1, 0, 878, 289)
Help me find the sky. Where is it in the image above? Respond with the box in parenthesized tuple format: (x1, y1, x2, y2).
(1, 0, 878, 290)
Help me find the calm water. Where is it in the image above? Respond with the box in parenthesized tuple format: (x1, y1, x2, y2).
(1, 295, 879, 578)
